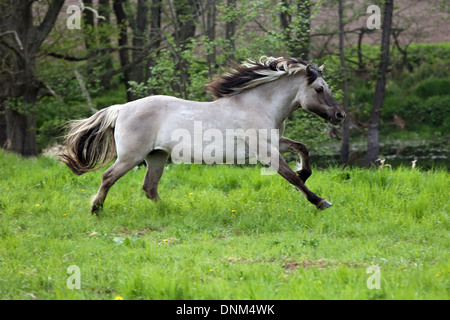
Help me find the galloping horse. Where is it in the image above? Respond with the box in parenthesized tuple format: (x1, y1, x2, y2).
(61, 57, 345, 213)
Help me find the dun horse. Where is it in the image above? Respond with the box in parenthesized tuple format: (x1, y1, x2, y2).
(61, 57, 345, 213)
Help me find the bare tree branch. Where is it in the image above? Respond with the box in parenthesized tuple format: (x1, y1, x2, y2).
(0, 31, 24, 50)
(75, 70, 97, 113)
(35, 0, 65, 47)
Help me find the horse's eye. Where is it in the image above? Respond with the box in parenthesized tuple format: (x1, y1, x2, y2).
(315, 87, 324, 93)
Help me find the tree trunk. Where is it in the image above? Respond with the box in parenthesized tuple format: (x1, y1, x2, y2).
(206, 0, 217, 77)
(280, 0, 311, 60)
(83, 0, 95, 50)
(130, 0, 149, 92)
(357, 28, 366, 74)
(113, 0, 132, 101)
(0, 0, 64, 156)
(296, 0, 311, 60)
(5, 83, 39, 156)
(173, 0, 198, 98)
(145, 0, 162, 94)
(149, 0, 162, 48)
(366, 0, 394, 166)
(225, 0, 236, 61)
(5, 109, 37, 156)
(98, 0, 114, 88)
(98, 0, 112, 44)
(338, 0, 350, 164)
(0, 103, 7, 148)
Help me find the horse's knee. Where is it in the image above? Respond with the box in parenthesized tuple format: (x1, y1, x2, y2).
(297, 168, 312, 183)
(295, 143, 309, 157)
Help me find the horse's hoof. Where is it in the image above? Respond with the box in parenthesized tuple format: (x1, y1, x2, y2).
(91, 205, 102, 215)
(317, 199, 333, 210)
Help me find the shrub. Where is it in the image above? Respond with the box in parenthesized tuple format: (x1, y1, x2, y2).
(415, 77, 450, 99)
(422, 95, 450, 127)
(399, 95, 450, 130)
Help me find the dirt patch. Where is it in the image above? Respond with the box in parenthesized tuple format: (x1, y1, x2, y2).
(282, 259, 329, 271)
(282, 259, 364, 271)
(117, 227, 153, 237)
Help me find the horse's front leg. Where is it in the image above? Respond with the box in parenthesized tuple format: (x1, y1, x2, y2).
(261, 148, 332, 210)
(279, 137, 312, 183)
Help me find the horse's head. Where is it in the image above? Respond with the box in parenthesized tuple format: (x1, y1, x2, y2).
(297, 63, 345, 125)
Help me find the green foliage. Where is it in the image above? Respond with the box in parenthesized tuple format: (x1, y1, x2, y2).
(20, 0, 450, 157)
(284, 112, 331, 154)
(128, 38, 210, 102)
(405, 42, 450, 68)
(92, 84, 128, 110)
(382, 72, 450, 133)
(35, 97, 92, 150)
(402, 95, 450, 127)
(333, 43, 450, 135)
(415, 78, 450, 99)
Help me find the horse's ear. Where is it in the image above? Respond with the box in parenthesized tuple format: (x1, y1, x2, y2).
(319, 63, 326, 72)
(306, 64, 313, 75)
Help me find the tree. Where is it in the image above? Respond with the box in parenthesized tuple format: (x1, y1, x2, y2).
(172, 0, 199, 98)
(205, 0, 217, 76)
(109, 0, 165, 101)
(224, 0, 237, 61)
(130, 0, 149, 91)
(280, 0, 311, 60)
(366, 0, 394, 166)
(113, 0, 132, 101)
(144, 0, 162, 95)
(0, 0, 65, 156)
(338, 0, 350, 164)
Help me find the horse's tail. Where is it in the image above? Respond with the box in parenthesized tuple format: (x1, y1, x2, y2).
(60, 105, 121, 175)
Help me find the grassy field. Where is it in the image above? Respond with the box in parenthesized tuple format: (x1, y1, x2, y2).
(0, 150, 448, 300)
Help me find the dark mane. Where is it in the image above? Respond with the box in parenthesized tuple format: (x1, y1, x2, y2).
(206, 56, 322, 99)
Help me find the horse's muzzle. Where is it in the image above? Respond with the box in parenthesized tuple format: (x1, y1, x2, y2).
(335, 111, 346, 122)
(331, 111, 346, 125)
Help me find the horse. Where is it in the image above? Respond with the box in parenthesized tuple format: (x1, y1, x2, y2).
(60, 56, 345, 214)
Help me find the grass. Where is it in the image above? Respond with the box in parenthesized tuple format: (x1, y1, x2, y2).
(0, 150, 448, 300)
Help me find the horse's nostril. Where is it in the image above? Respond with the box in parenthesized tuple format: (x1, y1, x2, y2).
(336, 112, 345, 120)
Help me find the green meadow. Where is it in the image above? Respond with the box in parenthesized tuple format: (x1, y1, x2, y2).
(0, 150, 448, 300)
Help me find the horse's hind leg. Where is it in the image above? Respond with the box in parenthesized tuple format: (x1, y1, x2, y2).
(279, 137, 312, 183)
(91, 158, 142, 214)
(142, 150, 168, 201)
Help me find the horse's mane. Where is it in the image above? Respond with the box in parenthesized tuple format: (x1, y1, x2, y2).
(206, 56, 322, 99)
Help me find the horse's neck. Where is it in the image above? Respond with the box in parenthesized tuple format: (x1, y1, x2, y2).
(236, 75, 304, 125)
